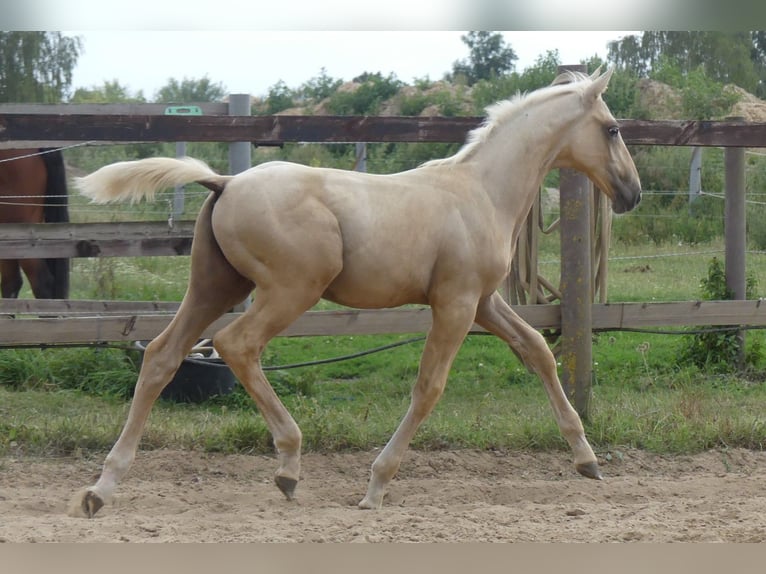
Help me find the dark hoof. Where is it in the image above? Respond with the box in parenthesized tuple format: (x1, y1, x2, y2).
(83, 490, 104, 518)
(576, 461, 603, 480)
(274, 476, 298, 501)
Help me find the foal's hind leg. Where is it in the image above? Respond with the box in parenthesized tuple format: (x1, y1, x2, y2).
(213, 283, 333, 502)
(68, 197, 254, 518)
(474, 291, 601, 479)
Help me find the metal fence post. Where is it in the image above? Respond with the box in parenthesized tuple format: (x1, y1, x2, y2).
(689, 146, 702, 208)
(228, 94, 252, 176)
(724, 116, 747, 368)
(557, 64, 593, 418)
(228, 94, 252, 311)
(173, 141, 186, 219)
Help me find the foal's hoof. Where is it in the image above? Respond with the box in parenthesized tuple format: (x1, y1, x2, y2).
(576, 461, 603, 480)
(67, 488, 105, 518)
(274, 476, 298, 501)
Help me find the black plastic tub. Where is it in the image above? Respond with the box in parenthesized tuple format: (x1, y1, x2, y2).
(134, 340, 236, 403)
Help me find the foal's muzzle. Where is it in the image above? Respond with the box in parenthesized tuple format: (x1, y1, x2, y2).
(611, 178, 642, 214)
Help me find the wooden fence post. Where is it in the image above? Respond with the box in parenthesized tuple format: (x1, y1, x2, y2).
(724, 116, 747, 368)
(558, 64, 593, 418)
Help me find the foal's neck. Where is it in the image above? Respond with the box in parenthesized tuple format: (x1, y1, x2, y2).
(472, 93, 584, 222)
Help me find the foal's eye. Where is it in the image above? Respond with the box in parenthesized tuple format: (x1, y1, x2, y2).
(607, 125, 620, 137)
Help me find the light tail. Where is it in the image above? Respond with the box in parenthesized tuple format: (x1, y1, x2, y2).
(73, 157, 233, 204)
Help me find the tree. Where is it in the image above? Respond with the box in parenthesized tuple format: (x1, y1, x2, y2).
(68, 81, 157, 167)
(326, 72, 402, 115)
(71, 80, 146, 103)
(0, 32, 81, 102)
(607, 32, 760, 94)
(265, 80, 295, 114)
(299, 67, 343, 101)
(154, 76, 226, 103)
(516, 49, 561, 93)
(470, 49, 561, 113)
(751, 31, 766, 97)
(451, 31, 517, 85)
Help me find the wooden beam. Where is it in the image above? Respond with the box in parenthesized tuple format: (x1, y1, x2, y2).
(591, 300, 766, 329)
(3, 301, 766, 347)
(0, 299, 182, 315)
(619, 119, 766, 148)
(2, 113, 766, 147)
(0, 221, 196, 258)
(0, 114, 481, 145)
(0, 103, 230, 115)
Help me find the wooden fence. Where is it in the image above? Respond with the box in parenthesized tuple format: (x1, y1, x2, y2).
(2, 87, 766, 416)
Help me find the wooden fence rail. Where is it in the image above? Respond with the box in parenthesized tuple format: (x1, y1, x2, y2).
(0, 221, 195, 259)
(2, 112, 766, 148)
(3, 300, 766, 347)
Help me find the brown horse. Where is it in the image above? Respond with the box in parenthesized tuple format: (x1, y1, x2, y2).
(0, 148, 69, 299)
(70, 68, 641, 518)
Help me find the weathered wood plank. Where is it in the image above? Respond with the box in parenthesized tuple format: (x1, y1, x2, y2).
(0, 221, 196, 258)
(2, 301, 764, 347)
(0, 103, 230, 115)
(592, 300, 766, 328)
(1, 114, 765, 147)
(0, 305, 564, 345)
(0, 114, 482, 145)
(0, 299, 181, 315)
(619, 119, 766, 148)
(0, 308, 435, 345)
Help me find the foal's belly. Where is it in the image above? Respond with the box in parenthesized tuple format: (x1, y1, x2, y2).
(322, 266, 430, 309)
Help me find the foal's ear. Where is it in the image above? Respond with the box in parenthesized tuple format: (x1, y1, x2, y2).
(585, 66, 614, 101)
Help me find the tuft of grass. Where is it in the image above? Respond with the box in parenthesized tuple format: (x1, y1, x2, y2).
(0, 347, 138, 398)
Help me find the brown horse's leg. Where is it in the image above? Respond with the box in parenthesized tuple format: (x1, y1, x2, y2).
(0, 260, 23, 298)
(68, 196, 254, 518)
(473, 291, 601, 479)
(359, 297, 478, 509)
(19, 258, 55, 299)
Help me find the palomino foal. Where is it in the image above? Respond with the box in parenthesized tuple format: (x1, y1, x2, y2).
(69, 67, 640, 518)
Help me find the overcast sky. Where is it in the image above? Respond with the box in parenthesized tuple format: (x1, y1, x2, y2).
(66, 31, 638, 100)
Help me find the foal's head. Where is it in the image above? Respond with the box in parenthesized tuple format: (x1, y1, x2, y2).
(553, 67, 642, 214)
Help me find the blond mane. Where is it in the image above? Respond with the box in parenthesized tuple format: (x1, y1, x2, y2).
(422, 71, 594, 168)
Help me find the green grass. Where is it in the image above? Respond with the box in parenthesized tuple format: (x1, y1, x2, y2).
(2, 330, 766, 457)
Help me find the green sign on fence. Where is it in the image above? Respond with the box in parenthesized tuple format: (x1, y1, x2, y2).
(164, 106, 203, 116)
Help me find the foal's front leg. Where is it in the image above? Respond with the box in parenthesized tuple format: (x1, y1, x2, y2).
(474, 291, 601, 479)
(359, 299, 478, 509)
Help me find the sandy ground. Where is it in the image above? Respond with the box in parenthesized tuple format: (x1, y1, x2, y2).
(1, 447, 765, 542)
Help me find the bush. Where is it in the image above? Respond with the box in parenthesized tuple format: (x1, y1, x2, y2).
(678, 257, 761, 372)
(747, 200, 766, 251)
(326, 72, 402, 115)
